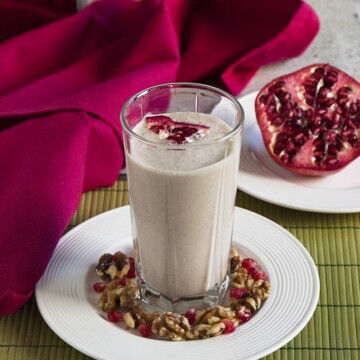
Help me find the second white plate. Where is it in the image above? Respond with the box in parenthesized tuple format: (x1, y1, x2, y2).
(237, 91, 360, 213)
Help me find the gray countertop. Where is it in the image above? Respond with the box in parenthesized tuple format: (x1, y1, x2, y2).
(242, 0, 360, 95)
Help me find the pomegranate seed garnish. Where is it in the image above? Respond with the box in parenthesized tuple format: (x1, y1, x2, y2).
(254, 271, 267, 281)
(93, 282, 106, 293)
(117, 278, 126, 286)
(236, 307, 251, 323)
(139, 323, 152, 338)
(145, 115, 209, 144)
(126, 257, 136, 278)
(247, 267, 258, 278)
(184, 308, 196, 324)
(229, 287, 249, 299)
(107, 310, 123, 323)
(241, 258, 257, 270)
(222, 319, 236, 334)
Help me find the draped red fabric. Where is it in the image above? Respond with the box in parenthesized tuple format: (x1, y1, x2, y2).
(0, 0, 319, 314)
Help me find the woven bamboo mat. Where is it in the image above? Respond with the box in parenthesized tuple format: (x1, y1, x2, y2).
(1, 175, 359, 360)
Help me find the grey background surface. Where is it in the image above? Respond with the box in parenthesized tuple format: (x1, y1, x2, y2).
(242, 0, 360, 95)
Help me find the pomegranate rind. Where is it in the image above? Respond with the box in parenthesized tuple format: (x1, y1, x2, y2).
(255, 63, 360, 176)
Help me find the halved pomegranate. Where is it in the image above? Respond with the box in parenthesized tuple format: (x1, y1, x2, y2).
(255, 64, 360, 176)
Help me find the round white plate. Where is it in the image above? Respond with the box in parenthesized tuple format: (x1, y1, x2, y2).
(36, 206, 319, 360)
(238, 91, 360, 213)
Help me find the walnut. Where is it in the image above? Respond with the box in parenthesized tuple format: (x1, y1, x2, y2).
(186, 322, 226, 340)
(152, 312, 191, 341)
(231, 268, 253, 289)
(252, 279, 271, 301)
(244, 295, 262, 312)
(96, 251, 130, 281)
(183, 306, 239, 339)
(122, 298, 159, 327)
(119, 279, 138, 308)
(98, 280, 125, 312)
(98, 278, 138, 312)
(229, 247, 241, 273)
(123, 312, 136, 328)
(195, 306, 237, 326)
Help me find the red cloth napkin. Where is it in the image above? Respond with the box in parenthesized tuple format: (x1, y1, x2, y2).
(0, 0, 319, 315)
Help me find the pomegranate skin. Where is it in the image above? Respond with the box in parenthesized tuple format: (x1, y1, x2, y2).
(255, 64, 360, 176)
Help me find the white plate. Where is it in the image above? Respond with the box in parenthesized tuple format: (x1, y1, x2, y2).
(238, 91, 360, 213)
(36, 206, 319, 360)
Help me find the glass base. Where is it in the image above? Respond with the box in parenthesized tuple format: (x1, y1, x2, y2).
(137, 275, 230, 314)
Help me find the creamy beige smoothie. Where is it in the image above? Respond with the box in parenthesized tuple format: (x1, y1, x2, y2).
(126, 112, 240, 300)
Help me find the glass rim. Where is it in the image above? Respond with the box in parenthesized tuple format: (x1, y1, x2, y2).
(120, 82, 244, 150)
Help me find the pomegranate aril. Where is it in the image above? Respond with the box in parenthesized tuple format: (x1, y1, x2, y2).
(93, 282, 106, 293)
(293, 133, 307, 146)
(168, 134, 183, 144)
(313, 149, 325, 158)
(280, 154, 290, 163)
(247, 267, 258, 278)
(324, 131, 336, 143)
(312, 127, 321, 136)
(274, 142, 286, 155)
(272, 116, 285, 126)
(328, 145, 338, 155)
(345, 120, 356, 129)
(184, 308, 196, 325)
(266, 105, 276, 115)
(345, 134, 358, 144)
(314, 67, 325, 77)
(254, 271, 267, 281)
(350, 102, 358, 115)
(126, 257, 136, 278)
(341, 128, 355, 137)
(276, 133, 288, 142)
(305, 85, 316, 96)
(303, 92, 315, 102)
(326, 157, 338, 166)
(107, 310, 123, 323)
(241, 258, 257, 270)
(222, 319, 236, 334)
(285, 140, 295, 152)
(276, 90, 291, 104)
(303, 77, 318, 86)
(236, 307, 252, 323)
(353, 140, 360, 148)
(337, 86, 351, 96)
(139, 324, 152, 338)
(324, 71, 338, 86)
(337, 97, 349, 107)
(230, 287, 249, 299)
(259, 93, 274, 105)
(326, 98, 336, 107)
(318, 86, 330, 98)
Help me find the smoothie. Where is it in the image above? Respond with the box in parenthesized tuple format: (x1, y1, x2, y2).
(126, 112, 240, 300)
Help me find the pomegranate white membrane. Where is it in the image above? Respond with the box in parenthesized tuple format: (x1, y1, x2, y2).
(121, 84, 243, 312)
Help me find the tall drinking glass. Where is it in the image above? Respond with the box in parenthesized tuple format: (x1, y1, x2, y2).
(121, 83, 244, 312)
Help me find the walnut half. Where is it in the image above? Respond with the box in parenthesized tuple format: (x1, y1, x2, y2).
(152, 312, 191, 341)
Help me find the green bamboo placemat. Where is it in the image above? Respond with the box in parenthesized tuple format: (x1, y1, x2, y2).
(1, 175, 359, 359)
